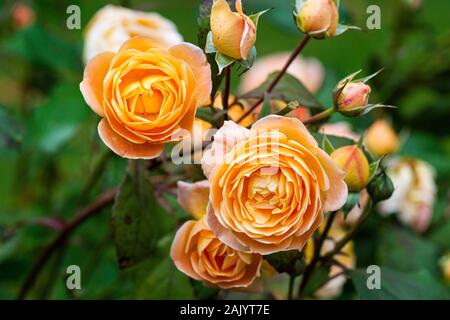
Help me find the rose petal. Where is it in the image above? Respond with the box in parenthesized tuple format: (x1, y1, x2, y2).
(177, 180, 210, 219)
(316, 149, 348, 211)
(210, 0, 245, 59)
(252, 115, 318, 151)
(98, 119, 164, 159)
(169, 42, 212, 106)
(170, 220, 202, 281)
(118, 36, 163, 52)
(240, 16, 256, 59)
(201, 121, 250, 178)
(80, 51, 114, 117)
(206, 203, 249, 252)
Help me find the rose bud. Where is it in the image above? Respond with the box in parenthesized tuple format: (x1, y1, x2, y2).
(336, 82, 371, 113)
(367, 171, 394, 203)
(440, 253, 450, 284)
(210, 0, 256, 59)
(295, 0, 339, 39)
(331, 145, 370, 192)
(365, 120, 399, 156)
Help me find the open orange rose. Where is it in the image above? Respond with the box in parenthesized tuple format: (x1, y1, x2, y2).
(202, 115, 348, 254)
(171, 180, 262, 289)
(171, 218, 262, 289)
(80, 37, 211, 159)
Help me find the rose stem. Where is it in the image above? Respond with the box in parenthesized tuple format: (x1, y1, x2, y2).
(17, 189, 117, 300)
(298, 210, 337, 298)
(237, 35, 311, 124)
(287, 274, 296, 300)
(320, 199, 374, 262)
(302, 107, 335, 126)
(222, 66, 232, 123)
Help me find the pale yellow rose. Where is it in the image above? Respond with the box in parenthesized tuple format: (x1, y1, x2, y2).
(171, 180, 262, 290)
(379, 157, 436, 233)
(202, 115, 348, 254)
(83, 5, 183, 62)
(80, 37, 211, 159)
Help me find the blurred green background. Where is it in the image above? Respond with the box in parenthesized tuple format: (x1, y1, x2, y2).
(0, 0, 449, 299)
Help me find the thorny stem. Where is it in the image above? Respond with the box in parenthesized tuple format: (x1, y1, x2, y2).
(237, 35, 311, 123)
(17, 189, 117, 300)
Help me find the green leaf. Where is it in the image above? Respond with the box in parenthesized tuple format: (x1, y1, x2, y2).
(241, 72, 325, 110)
(0, 105, 23, 150)
(265, 250, 304, 276)
(4, 25, 82, 72)
(204, 31, 217, 54)
(368, 157, 383, 181)
(302, 264, 330, 297)
(136, 257, 196, 299)
(275, 100, 300, 116)
(24, 83, 90, 154)
(215, 52, 236, 75)
(248, 8, 271, 27)
(112, 160, 171, 269)
(334, 24, 362, 37)
(312, 133, 355, 150)
(430, 220, 450, 250)
(377, 225, 439, 274)
(258, 95, 272, 119)
(195, 106, 215, 123)
(342, 192, 361, 214)
(237, 46, 257, 74)
(321, 134, 336, 154)
(351, 268, 449, 300)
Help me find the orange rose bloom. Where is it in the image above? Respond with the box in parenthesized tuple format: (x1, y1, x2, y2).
(171, 218, 262, 289)
(202, 116, 348, 254)
(171, 180, 262, 289)
(80, 37, 212, 159)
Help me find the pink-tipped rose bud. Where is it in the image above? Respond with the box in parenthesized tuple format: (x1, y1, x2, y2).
(331, 145, 370, 192)
(337, 82, 371, 112)
(296, 0, 339, 39)
(210, 0, 256, 59)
